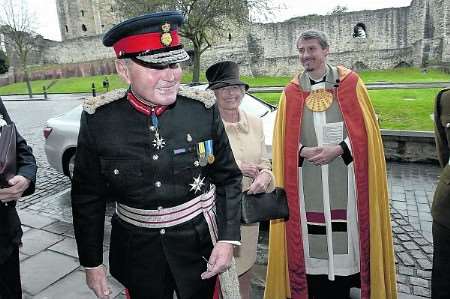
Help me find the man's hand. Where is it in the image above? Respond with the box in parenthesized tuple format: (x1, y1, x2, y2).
(308, 145, 343, 166)
(0, 175, 31, 203)
(238, 161, 260, 179)
(247, 171, 272, 194)
(201, 242, 234, 280)
(300, 146, 322, 159)
(85, 266, 111, 299)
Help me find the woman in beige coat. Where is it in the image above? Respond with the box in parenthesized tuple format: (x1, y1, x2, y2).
(206, 61, 274, 299)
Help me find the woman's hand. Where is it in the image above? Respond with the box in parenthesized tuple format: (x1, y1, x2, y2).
(239, 161, 260, 179)
(247, 171, 272, 194)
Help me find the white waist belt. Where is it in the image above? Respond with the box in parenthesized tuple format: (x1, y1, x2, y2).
(116, 186, 218, 241)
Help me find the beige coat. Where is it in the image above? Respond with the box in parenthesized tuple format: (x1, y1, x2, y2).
(223, 110, 275, 275)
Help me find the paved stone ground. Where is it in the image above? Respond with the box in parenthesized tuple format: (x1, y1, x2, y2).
(15, 161, 440, 298)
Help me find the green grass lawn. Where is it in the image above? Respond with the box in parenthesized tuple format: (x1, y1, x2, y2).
(254, 88, 438, 131)
(0, 66, 445, 131)
(359, 67, 450, 83)
(1, 67, 448, 95)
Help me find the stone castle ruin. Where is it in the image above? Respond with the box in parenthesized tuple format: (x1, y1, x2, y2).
(5, 0, 450, 79)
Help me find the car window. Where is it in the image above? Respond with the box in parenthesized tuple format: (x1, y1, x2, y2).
(241, 94, 272, 118)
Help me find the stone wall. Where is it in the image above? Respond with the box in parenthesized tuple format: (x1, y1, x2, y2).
(41, 35, 115, 64)
(6, 0, 450, 78)
(0, 60, 116, 87)
(382, 130, 438, 163)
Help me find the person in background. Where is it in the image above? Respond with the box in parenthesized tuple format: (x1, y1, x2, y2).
(264, 29, 396, 299)
(71, 11, 242, 299)
(0, 99, 37, 299)
(206, 61, 274, 299)
(431, 88, 450, 299)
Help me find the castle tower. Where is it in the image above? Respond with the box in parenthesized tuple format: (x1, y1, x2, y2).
(56, 0, 121, 40)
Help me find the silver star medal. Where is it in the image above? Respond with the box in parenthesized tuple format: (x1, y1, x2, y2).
(189, 174, 205, 194)
(152, 132, 166, 150)
(0, 115, 6, 127)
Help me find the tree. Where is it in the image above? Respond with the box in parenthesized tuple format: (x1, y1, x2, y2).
(0, 0, 38, 98)
(114, 0, 271, 83)
(0, 50, 8, 74)
(329, 5, 348, 15)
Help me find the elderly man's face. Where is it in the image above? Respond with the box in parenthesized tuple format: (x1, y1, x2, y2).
(297, 38, 329, 73)
(116, 60, 182, 106)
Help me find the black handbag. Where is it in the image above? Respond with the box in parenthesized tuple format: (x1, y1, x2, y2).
(0, 123, 17, 188)
(241, 187, 289, 224)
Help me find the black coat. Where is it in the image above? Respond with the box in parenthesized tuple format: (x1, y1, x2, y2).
(432, 88, 450, 229)
(71, 91, 242, 293)
(0, 99, 37, 264)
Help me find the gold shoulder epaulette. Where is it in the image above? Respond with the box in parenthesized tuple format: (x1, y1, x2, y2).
(83, 88, 128, 114)
(178, 86, 216, 108)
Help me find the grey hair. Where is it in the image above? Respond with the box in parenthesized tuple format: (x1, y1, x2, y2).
(297, 30, 330, 49)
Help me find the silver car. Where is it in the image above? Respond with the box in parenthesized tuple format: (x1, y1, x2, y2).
(44, 86, 277, 178)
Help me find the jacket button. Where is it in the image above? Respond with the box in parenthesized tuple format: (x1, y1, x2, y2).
(160, 228, 166, 235)
(155, 181, 162, 188)
(113, 169, 119, 175)
(153, 154, 159, 160)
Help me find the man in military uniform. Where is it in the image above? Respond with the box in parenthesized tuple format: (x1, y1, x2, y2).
(71, 11, 242, 299)
(432, 88, 450, 299)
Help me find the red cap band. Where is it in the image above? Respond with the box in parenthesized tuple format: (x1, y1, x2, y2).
(113, 30, 181, 58)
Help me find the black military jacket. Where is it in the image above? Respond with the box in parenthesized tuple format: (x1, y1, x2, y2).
(0, 99, 37, 264)
(71, 89, 242, 267)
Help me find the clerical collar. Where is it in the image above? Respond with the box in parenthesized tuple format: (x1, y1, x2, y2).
(308, 73, 327, 86)
(127, 91, 168, 116)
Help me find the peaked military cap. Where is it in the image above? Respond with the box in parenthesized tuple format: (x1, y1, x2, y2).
(206, 61, 249, 91)
(103, 11, 189, 65)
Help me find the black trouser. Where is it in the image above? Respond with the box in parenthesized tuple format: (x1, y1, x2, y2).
(432, 221, 450, 299)
(110, 215, 216, 299)
(127, 267, 216, 299)
(307, 273, 360, 299)
(0, 246, 21, 299)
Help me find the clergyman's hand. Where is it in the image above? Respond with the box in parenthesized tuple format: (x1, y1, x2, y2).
(85, 265, 111, 299)
(200, 242, 234, 280)
(300, 146, 322, 159)
(0, 175, 31, 203)
(308, 145, 343, 166)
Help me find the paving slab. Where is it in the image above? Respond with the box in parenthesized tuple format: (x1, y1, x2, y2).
(20, 250, 79, 295)
(33, 269, 124, 299)
(42, 220, 75, 237)
(18, 210, 58, 228)
(20, 229, 64, 256)
(48, 237, 79, 258)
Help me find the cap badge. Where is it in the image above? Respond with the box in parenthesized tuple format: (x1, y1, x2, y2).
(160, 22, 173, 47)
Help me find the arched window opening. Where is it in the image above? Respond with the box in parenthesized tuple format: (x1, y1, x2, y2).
(353, 23, 367, 38)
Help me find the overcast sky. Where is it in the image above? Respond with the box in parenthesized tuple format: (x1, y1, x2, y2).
(28, 0, 412, 41)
